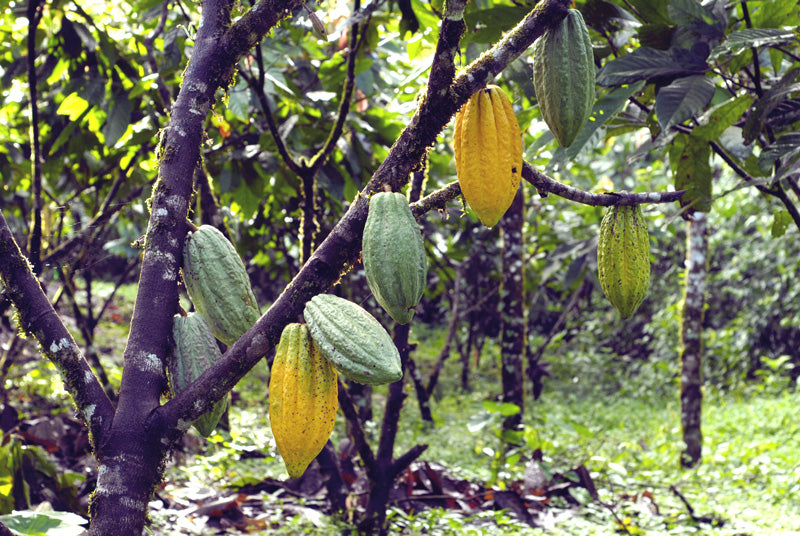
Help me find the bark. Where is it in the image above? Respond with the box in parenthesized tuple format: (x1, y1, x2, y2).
(680, 212, 708, 468)
(360, 323, 428, 535)
(500, 187, 525, 432)
(26, 0, 44, 275)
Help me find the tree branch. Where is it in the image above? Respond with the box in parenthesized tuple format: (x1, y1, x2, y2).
(522, 162, 687, 206)
(26, 0, 44, 275)
(0, 211, 114, 443)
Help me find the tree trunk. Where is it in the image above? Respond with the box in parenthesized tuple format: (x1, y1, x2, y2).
(500, 187, 525, 432)
(680, 212, 708, 468)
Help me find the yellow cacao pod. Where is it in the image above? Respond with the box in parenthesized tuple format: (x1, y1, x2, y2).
(597, 204, 650, 319)
(269, 323, 338, 478)
(453, 85, 522, 228)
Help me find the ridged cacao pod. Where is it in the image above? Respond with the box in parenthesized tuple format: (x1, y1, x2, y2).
(453, 84, 522, 228)
(304, 294, 402, 385)
(169, 312, 228, 437)
(597, 204, 650, 319)
(182, 225, 260, 346)
(362, 192, 428, 324)
(269, 323, 338, 478)
(532, 9, 595, 148)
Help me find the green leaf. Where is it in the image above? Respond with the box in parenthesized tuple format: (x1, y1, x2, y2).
(596, 47, 706, 87)
(547, 81, 645, 164)
(667, 0, 715, 25)
(758, 133, 800, 177)
(691, 94, 754, 141)
(771, 210, 791, 238)
(711, 28, 796, 58)
(0, 510, 87, 536)
(749, 0, 800, 29)
(568, 419, 594, 439)
(742, 68, 800, 144)
(56, 93, 90, 120)
(103, 92, 132, 147)
(462, 6, 529, 45)
(626, 0, 672, 25)
(655, 75, 715, 130)
(673, 133, 712, 212)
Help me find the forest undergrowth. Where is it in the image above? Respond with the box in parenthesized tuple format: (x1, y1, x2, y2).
(3, 285, 799, 536)
(149, 323, 800, 536)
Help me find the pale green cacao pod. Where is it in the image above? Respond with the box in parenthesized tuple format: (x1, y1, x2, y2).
(169, 312, 228, 437)
(303, 294, 402, 385)
(269, 323, 338, 478)
(362, 192, 427, 324)
(532, 9, 595, 147)
(597, 204, 650, 319)
(182, 225, 260, 346)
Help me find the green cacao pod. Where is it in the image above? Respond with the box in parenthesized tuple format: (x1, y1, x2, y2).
(269, 323, 338, 478)
(169, 312, 228, 437)
(453, 84, 523, 228)
(362, 192, 427, 324)
(303, 294, 402, 385)
(182, 225, 260, 346)
(532, 9, 595, 148)
(597, 204, 650, 319)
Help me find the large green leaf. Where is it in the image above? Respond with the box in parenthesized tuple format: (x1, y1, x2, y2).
(596, 47, 706, 86)
(462, 5, 529, 45)
(547, 81, 646, 165)
(655, 75, 715, 130)
(0, 510, 87, 536)
(711, 28, 796, 58)
(673, 133, 712, 213)
(742, 68, 800, 144)
(103, 92, 132, 147)
(691, 94, 754, 142)
(748, 0, 800, 29)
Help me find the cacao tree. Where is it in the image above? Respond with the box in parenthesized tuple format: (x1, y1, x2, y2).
(1, 0, 799, 533)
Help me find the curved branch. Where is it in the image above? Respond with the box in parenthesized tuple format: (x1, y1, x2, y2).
(306, 14, 363, 175)
(241, 68, 303, 174)
(0, 211, 114, 443)
(522, 162, 687, 206)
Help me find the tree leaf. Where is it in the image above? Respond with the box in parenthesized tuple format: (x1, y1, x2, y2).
(673, 133, 712, 213)
(691, 94, 754, 141)
(771, 210, 791, 238)
(462, 6, 529, 45)
(596, 47, 706, 86)
(667, 0, 715, 25)
(655, 75, 715, 130)
(758, 133, 800, 176)
(626, 0, 672, 25)
(711, 28, 796, 58)
(743, 68, 800, 144)
(548, 81, 645, 165)
(103, 92, 132, 147)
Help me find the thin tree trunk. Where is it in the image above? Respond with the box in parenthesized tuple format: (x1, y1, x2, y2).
(26, 0, 44, 275)
(425, 263, 463, 397)
(500, 187, 525, 432)
(680, 212, 708, 468)
(360, 322, 427, 535)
